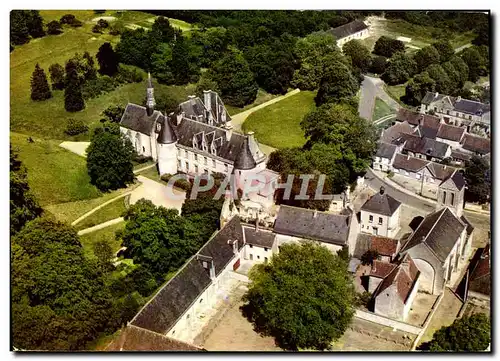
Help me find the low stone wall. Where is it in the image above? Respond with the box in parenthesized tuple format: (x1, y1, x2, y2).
(355, 309, 422, 335)
(410, 292, 444, 350)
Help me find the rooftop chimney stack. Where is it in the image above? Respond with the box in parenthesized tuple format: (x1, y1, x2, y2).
(204, 90, 212, 112)
(457, 96, 462, 102)
(380, 186, 385, 195)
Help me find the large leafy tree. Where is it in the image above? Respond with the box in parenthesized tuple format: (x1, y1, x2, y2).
(433, 39, 454, 63)
(10, 147, 43, 234)
(150, 16, 176, 44)
(30, 64, 52, 101)
(12, 218, 116, 350)
(464, 155, 490, 204)
(414, 46, 440, 73)
(151, 43, 174, 84)
(315, 61, 359, 106)
(64, 59, 85, 112)
(116, 28, 156, 70)
(26, 10, 45, 38)
(404, 71, 436, 105)
(242, 242, 355, 350)
(10, 10, 30, 45)
(170, 35, 193, 85)
(370, 55, 387, 75)
(191, 27, 230, 68)
(449, 55, 469, 87)
(208, 48, 258, 107)
(47, 20, 63, 35)
(342, 39, 372, 73)
(382, 52, 418, 85)
(460, 46, 487, 82)
(96, 42, 119, 76)
(419, 314, 490, 351)
(426, 64, 452, 94)
(373, 36, 405, 58)
(86, 128, 134, 191)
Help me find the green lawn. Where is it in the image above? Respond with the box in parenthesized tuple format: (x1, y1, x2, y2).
(11, 132, 101, 206)
(225, 88, 281, 116)
(242, 91, 315, 149)
(74, 196, 128, 231)
(78, 221, 125, 259)
(385, 84, 407, 105)
(372, 97, 395, 121)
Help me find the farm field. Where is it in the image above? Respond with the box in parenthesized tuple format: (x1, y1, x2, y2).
(242, 91, 315, 149)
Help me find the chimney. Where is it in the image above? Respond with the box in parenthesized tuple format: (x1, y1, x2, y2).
(203, 90, 212, 112)
(188, 95, 196, 99)
(313, 210, 318, 218)
(247, 131, 255, 144)
(177, 112, 185, 125)
(457, 96, 462, 102)
(435, 92, 439, 98)
(407, 154, 410, 160)
(225, 128, 232, 142)
(380, 186, 385, 195)
(227, 239, 238, 256)
(209, 260, 216, 280)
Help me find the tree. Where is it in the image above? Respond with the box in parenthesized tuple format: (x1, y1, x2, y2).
(10, 10, 30, 45)
(414, 46, 440, 72)
(96, 42, 119, 76)
(426, 64, 452, 94)
(195, 72, 221, 99)
(26, 10, 45, 38)
(48, 63, 65, 90)
(472, 21, 489, 46)
(150, 16, 176, 44)
(419, 314, 490, 351)
(97, 19, 109, 29)
(291, 32, 342, 90)
(12, 218, 116, 350)
(191, 27, 230, 68)
(464, 155, 490, 204)
(449, 55, 469, 87)
(342, 39, 372, 73)
(404, 71, 436, 105)
(460, 46, 487, 82)
(10, 147, 43, 234)
(47, 20, 63, 35)
(370, 55, 387, 74)
(433, 40, 454, 62)
(442, 61, 460, 91)
(93, 239, 114, 271)
(361, 249, 380, 265)
(382, 52, 417, 85)
(170, 36, 192, 85)
(151, 43, 174, 84)
(82, 51, 97, 81)
(208, 48, 258, 107)
(315, 61, 359, 106)
(242, 242, 355, 350)
(373, 36, 405, 58)
(30, 64, 52, 101)
(86, 128, 135, 191)
(116, 28, 155, 70)
(102, 105, 125, 123)
(64, 59, 85, 112)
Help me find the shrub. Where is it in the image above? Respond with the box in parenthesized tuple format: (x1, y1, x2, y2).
(160, 173, 192, 191)
(47, 20, 63, 35)
(94, 10, 106, 14)
(60, 14, 76, 24)
(82, 76, 119, 100)
(69, 19, 83, 28)
(97, 19, 109, 28)
(133, 154, 152, 164)
(115, 65, 144, 84)
(92, 25, 103, 34)
(354, 291, 372, 308)
(64, 118, 89, 136)
(387, 171, 394, 178)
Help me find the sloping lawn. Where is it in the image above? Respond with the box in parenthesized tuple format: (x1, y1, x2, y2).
(74, 196, 128, 231)
(242, 91, 315, 149)
(385, 84, 407, 105)
(10, 132, 101, 206)
(78, 221, 125, 259)
(372, 97, 395, 121)
(225, 88, 281, 116)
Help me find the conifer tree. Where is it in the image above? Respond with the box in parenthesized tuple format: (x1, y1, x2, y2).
(96, 42, 119, 76)
(48, 63, 65, 90)
(26, 10, 45, 38)
(64, 60, 85, 112)
(82, 51, 97, 81)
(30, 64, 52, 101)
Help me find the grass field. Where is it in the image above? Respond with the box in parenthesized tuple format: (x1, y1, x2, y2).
(74, 196, 128, 231)
(78, 221, 126, 258)
(225, 89, 281, 116)
(372, 97, 395, 121)
(11, 132, 101, 206)
(242, 91, 315, 149)
(385, 83, 407, 105)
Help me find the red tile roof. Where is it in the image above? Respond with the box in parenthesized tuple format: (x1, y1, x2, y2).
(370, 236, 398, 256)
(370, 260, 397, 278)
(374, 254, 420, 304)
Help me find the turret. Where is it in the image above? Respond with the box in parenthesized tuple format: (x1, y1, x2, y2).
(146, 72, 155, 116)
(156, 116, 178, 176)
(234, 136, 257, 198)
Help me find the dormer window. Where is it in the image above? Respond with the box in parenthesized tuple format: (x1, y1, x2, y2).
(202, 261, 208, 269)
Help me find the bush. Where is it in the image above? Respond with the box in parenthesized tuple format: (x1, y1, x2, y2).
(354, 291, 372, 308)
(115, 65, 144, 84)
(64, 118, 89, 136)
(133, 154, 152, 164)
(160, 173, 192, 191)
(387, 171, 394, 178)
(94, 10, 106, 14)
(82, 75, 120, 100)
(60, 14, 76, 24)
(97, 19, 109, 28)
(92, 24, 103, 34)
(47, 20, 63, 35)
(69, 19, 83, 28)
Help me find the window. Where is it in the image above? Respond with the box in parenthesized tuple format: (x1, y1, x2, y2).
(142, 146, 145, 152)
(442, 191, 447, 204)
(177, 148, 181, 156)
(202, 261, 208, 269)
(264, 257, 268, 264)
(204, 157, 207, 165)
(212, 159, 216, 168)
(199, 298, 203, 303)
(186, 314, 190, 319)
(249, 244, 253, 248)
(185, 150, 188, 158)
(451, 192, 455, 206)
(185, 161, 189, 170)
(447, 110, 450, 115)
(369, 215, 373, 223)
(434, 107, 437, 112)
(378, 217, 383, 225)
(177, 159, 181, 169)
(195, 165, 199, 173)
(469, 115, 472, 120)
(224, 164, 228, 172)
(264, 247, 268, 252)
(257, 255, 260, 260)
(194, 154, 198, 161)
(250, 254, 253, 260)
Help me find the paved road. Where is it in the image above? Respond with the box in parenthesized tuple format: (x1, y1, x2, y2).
(359, 76, 401, 121)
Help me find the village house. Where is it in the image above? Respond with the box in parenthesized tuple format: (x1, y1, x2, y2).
(360, 187, 401, 238)
(328, 19, 369, 48)
(460, 133, 491, 156)
(373, 142, 398, 172)
(420, 92, 490, 135)
(369, 236, 400, 263)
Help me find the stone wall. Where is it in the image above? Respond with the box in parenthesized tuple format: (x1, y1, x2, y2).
(355, 309, 422, 335)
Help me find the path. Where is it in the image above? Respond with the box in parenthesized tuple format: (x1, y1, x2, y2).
(230, 89, 300, 133)
(359, 76, 401, 121)
(133, 163, 157, 174)
(454, 43, 472, 53)
(77, 217, 124, 235)
(72, 190, 134, 226)
(130, 175, 186, 212)
(59, 141, 90, 157)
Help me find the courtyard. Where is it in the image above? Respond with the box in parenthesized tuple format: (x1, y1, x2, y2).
(406, 292, 439, 327)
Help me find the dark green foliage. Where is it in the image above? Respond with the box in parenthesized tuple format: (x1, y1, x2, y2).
(10, 10, 31, 45)
(115, 64, 144, 83)
(150, 16, 176, 44)
(30, 64, 52, 101)
(92, 24, 103, 34)
(102, 105, 125, 123)
(170, 36, 193, 85)
(12, 218, 116, 350)
(382, 52, 417, 85)
(10, 147, 43, 234)
(195, 72, 221, 99)
(64, 118, 89, 136)
(93, 239, 114, 271)
(373, 36, 405, 58)
(86, 128, 135, 191)
(441, 62, 460, 90)
(404, 71, 436, 105)
(337, 246, 349, 262)
(27, 10, 45, 38)
(82, 51, 97, 81)
(315, 61, 360, 106)
(96, 42, 119, 76)
(48, 63, 65, 90)
(472, 21, 489, 46)
(208, 48, 258, 107)
(343, 39, 372, 73)
(116, 28, 156, 70)
(60, 14, 76, 24)
(242, 242, 355, 350)
(151, 43, 174, 84)
(432, 40, 454, 63)
(361, 249, 380, 265)
(191, 27, 230, 68)
(97, 19, 109, 28)
(460, 46, 488, 82)
(370, 55, 387, 74)
(64, 60, 85, 112)
(47, 20, 63, 35)
(419, 314, 490, 351)
(464, 155, 490, 204)
(426, 64, 452, 94)
(449, 56, 469, 87)
(81, 75, 119, 100)
(414, 46, 440, 72)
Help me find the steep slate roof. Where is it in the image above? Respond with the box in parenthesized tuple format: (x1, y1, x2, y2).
(370, 260, 396, 278)
(440, 170, 466, 191)
(437, 123, 466, 142)
(402, 134, 450, 159)
(376, 142, 397, 159)
(401, 207, 466, 263)
(105, 325, 204, 351)
(179, 97, 207, 120)
(451, 149, 471, 162)
(330, 19, 368, 39)
(460, 133, 491, 155)
(421, 92, 490, 116)
(381, 121, 414, 143)
(460, 215, 475, 236)
(370, 236, 398, 256)
(361, 189, 401, 216)
(392, 153, 429, 172)
(120, 103, 162, 135)
(233, 136, 257, 170)
(157, 116, 177, 144)
(374, 254, 419, 304)
(414, 125, 438, 140)
(274, 205, 351, 246)
(468, 244, 490, 296)
(243, 226, 275, 248)
(396, 108, 441, 129)
(131, 216, 243, 334)
(426, 162, 455, 181)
